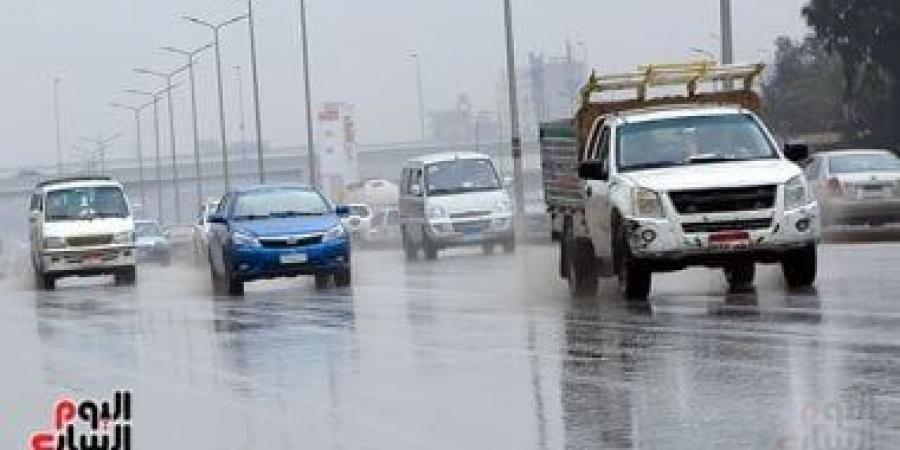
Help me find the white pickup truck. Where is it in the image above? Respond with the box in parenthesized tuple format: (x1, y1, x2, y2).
(542, 63, 819, 300)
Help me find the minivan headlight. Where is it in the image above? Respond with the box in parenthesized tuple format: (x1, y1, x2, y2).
(784, 175, 808, 210)
(323, 224, 347, 242)
(494, 198, 512, 215)
(113, 231, 135, 244)
(43, 236, 67, 249)
(633, 187, 664, 218)
(426, 205, 448, 220)
(231, 231, 259, 247)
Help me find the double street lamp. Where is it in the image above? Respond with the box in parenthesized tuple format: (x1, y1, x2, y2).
(183, 14, 248, 192)
(161, 42, 213, 212)
(110, 101, 154, 214)
(135, 66, 189, 224)
(126, 85, 177, 224)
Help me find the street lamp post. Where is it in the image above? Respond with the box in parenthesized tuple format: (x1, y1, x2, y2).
(135, 66, 189, 224)
(162, 43, 213, 213)
(409, 53, 426, 143)
(81, 133, 121, 176)
(183, 14, 249, 193)
(235, 65, 248, 162)
(720, 0, 734, 88)
(502, 0, 526, 231)
(127, 86, 174, 224)
(299, 0, 316, 187)
(246, 0, 266, 184)
(110, 101, 153, 214)
(53, 77, 63, 175)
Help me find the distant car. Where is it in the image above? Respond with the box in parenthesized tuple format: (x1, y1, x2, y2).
(207, 185, 352, 295)
(341, 204, 374, 242)
(368, 207, 402, 245)
(135, 220, 171, 265)
(193, 198, 220, 257)
(28, 176, 137, 290)
(804, 150, 900, 227)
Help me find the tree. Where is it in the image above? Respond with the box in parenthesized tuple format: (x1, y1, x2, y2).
(803, 0, 900, 146)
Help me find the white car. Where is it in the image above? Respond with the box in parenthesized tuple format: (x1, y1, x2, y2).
(803, 149, 900, 227)
(29, 177, 137, 289)
(193, 198, 220, 258)
(340, 204, 374, 242)
(398, 152, 515, 260)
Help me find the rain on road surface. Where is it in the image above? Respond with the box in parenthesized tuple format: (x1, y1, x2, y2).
(2, 242, 900, 449)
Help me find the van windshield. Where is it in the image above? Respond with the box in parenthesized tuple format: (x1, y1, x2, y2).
(45, 186, 130, 221)
(425, 159, 500, 196)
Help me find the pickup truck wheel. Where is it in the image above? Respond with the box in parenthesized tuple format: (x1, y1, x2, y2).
(567, 238, 599, 298)
(782, 244, 817, 288)
(422, 228, 438, 260)
(402, 226, 418, 261)
(724, 262, 755, 289)
(114, 266, 137, 286)
(614, 227, 651, 300)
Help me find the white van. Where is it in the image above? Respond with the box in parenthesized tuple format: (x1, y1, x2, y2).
(399, 152, 515, 260)
(29, 177, 137, 289)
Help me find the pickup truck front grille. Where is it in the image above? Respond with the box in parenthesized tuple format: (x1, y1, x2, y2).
(66, 234, 113, 247)
(681, 218, 772, 233)
(258, 235, 323, 248)
(449, 210, 492, 219)
(452, 220, 491, 233)
(669, 185, 777, 214)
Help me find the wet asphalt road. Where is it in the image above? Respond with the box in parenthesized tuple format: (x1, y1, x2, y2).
(2, 242, 900, 449)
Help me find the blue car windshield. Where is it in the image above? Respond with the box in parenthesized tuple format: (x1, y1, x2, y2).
(232, 188, 330, 219)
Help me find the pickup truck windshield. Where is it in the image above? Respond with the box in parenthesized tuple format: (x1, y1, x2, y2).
(232, 188, 330, 219)
(45, 186, 129, 221)
(617, 114, 776, 172)
(426, 159, 500, 196)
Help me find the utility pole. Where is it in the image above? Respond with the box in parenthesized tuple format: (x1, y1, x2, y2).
(235, 65, 248, 162)
(53, 77, 63, 175)
(720, 0, 734, 88)
(299, 0, 316, 187)
(410, 53, 426, 143)
(503, 0, 526, 231)
(247, 0, 266, 184)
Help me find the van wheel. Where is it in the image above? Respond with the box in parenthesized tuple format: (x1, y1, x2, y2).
(567, 237, 598, 298)
(724, 262, 755, 289)
(402, 226, 418, 261)
(782, 244, 817, 288)
(114, 266, 137, 286)
(37, 272, 56, 291)
(422, 227, 438, 260)
(615, 226, 651, 301)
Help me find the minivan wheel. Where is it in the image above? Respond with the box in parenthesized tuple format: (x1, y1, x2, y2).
(724, 262, 755, 289)
(402, 226, 418, 261)
(422, 227, 438, 260)
(115, 266, 137, 286)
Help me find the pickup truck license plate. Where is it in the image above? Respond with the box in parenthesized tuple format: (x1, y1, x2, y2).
(280, 253, 307, 264)
(709, 231, 750, 249)
(83, 253, 104, 265)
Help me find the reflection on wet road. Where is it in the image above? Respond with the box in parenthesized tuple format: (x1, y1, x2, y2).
(2, 243, 900, 449)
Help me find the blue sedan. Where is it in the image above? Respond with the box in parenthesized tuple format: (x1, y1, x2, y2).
(207, 185, 352, 295)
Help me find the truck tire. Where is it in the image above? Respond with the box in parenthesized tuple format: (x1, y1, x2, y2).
(115, 266, 137, 286)
(724, 262, 755, 289)
(402, 226, 418, 261)
(566, 237, 599, 298)
(422, 227, 438, 260)
(614, 225, 651, 300)
(782, 244, 817, 288)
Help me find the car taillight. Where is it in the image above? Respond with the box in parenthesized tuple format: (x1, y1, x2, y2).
(826, 177, 843, 196)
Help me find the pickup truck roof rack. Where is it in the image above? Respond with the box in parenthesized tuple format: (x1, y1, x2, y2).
(36, 176, 113, 188)
(575, 61, 765, 148)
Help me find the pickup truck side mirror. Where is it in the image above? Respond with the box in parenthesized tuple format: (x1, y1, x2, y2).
(29, 210, 40, 223)
(334, 205, 351, 217)
(578, 160, 608, 181)
(784, 143, 809, 163)
(207, 213, 227, 224)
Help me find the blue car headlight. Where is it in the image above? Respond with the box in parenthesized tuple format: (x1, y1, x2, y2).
(231, 230, 259, 247)
(322, 224, 347, 242)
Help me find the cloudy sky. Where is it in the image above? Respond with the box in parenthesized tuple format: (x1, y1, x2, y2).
(0, 0, 809, 169)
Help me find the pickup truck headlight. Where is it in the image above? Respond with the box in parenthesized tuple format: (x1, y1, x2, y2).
(633, 187, 664, 218)
(112, 231, 135, 244)
(43, 236, 67, 249)
(231, 231, 259, 247)
(784, 175, 808, 210)
(426, 205, 448, 220)
(323, 224, 347, 242)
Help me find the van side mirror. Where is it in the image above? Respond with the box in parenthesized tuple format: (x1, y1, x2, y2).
(784, 143, 809, 163)
(502, 176, 514, 187)
(578, 160, 608, 181)
(207, 213, 227, 224)
(335, 205, 351, 217)
(410, 184, 422, 197)
(29, 210, 40, 223)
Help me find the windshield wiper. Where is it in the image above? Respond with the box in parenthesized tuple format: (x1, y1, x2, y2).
(620, 161, 684, 171)
(269, 211, 323, 217)
(233, 214, 269, 220)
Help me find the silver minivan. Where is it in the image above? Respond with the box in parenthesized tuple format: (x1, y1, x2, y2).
(399, 152, 515, 260)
